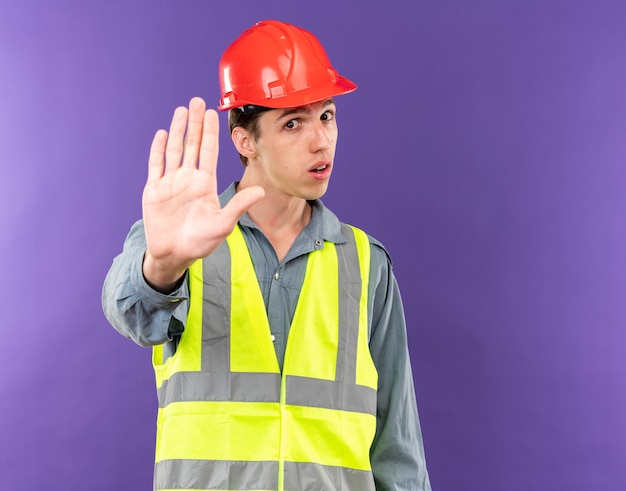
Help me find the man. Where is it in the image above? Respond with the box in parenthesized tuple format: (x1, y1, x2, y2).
(103, 20, 431, 491)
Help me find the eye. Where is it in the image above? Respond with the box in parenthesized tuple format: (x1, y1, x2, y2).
(320, 110, 335, 122)
(285, 119, 299, 130)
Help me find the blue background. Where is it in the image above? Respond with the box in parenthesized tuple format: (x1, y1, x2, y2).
(1, 1, 625, 489)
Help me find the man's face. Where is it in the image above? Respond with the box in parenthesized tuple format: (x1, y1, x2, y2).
(249, 99, 339, 201)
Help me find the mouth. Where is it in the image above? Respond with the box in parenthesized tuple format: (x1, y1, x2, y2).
(308, 161, 332, 178)
(311, 164, 328, 173)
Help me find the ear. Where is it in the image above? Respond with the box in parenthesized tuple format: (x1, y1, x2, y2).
(231, 127, 257, 160)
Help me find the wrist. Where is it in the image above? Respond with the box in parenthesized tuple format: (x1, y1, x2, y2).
(142, 251, 189, 293)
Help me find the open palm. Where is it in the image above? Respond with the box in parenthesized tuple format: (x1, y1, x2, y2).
(141, 97, 263, 290)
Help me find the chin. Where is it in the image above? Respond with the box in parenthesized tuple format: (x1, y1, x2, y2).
(303, 186, 329, 201)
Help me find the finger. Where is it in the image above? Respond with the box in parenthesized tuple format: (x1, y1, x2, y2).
(198, 109, 219, 176)
(164, 106, 189, 173)
(147, 129, 168, 184)
(182, 97, 207, 168)
(221, 185, 265, 223)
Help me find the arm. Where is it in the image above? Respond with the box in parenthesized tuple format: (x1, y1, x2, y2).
(101, 220, 189, 346)
(368, 245, 431, 491)
(102, 97, 265, 344)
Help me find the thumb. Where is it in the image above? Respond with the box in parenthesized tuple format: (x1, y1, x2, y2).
(221, 185, 265, 223)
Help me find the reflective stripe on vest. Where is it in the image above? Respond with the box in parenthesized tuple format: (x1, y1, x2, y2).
(152, 224, 378, 491)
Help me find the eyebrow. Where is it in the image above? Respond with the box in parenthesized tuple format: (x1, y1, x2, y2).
(274, 99, 335, 122)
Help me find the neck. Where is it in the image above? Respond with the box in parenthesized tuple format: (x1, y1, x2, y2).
(237, 180, 312, 261)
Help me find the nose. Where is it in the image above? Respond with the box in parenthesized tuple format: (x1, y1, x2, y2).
(310, 121, 332, 152)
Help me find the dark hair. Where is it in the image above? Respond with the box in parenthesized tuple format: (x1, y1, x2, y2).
(228, 109, 264, 166)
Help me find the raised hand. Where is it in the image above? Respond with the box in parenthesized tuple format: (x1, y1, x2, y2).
(141, 97, 264, 291)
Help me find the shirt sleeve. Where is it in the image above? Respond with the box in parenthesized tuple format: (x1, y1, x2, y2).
(101, 220, 189, 347)
(367, 243, 432, 491)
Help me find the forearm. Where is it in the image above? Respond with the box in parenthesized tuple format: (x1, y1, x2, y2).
(102, 221, 189, 347)
(370, 339, 431, 490)
(368, 255, 431, 490)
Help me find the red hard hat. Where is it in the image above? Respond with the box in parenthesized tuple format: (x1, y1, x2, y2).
(218, 20, 357, 111)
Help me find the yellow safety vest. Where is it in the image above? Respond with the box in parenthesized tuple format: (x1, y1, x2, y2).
(152, 224, 378, 491)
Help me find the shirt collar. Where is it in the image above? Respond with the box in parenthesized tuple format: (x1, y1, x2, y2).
(219, 182, 347, 246)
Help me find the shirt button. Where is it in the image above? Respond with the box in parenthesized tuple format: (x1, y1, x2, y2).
(315, 239, 323, 247)
(271, 335, 276, 342)
(273, 272, 280, 280)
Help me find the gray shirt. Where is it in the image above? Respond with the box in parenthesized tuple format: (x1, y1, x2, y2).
(102, 182, 431, 491)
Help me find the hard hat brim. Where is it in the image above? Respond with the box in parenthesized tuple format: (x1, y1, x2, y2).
(218, 75, 357, 112)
